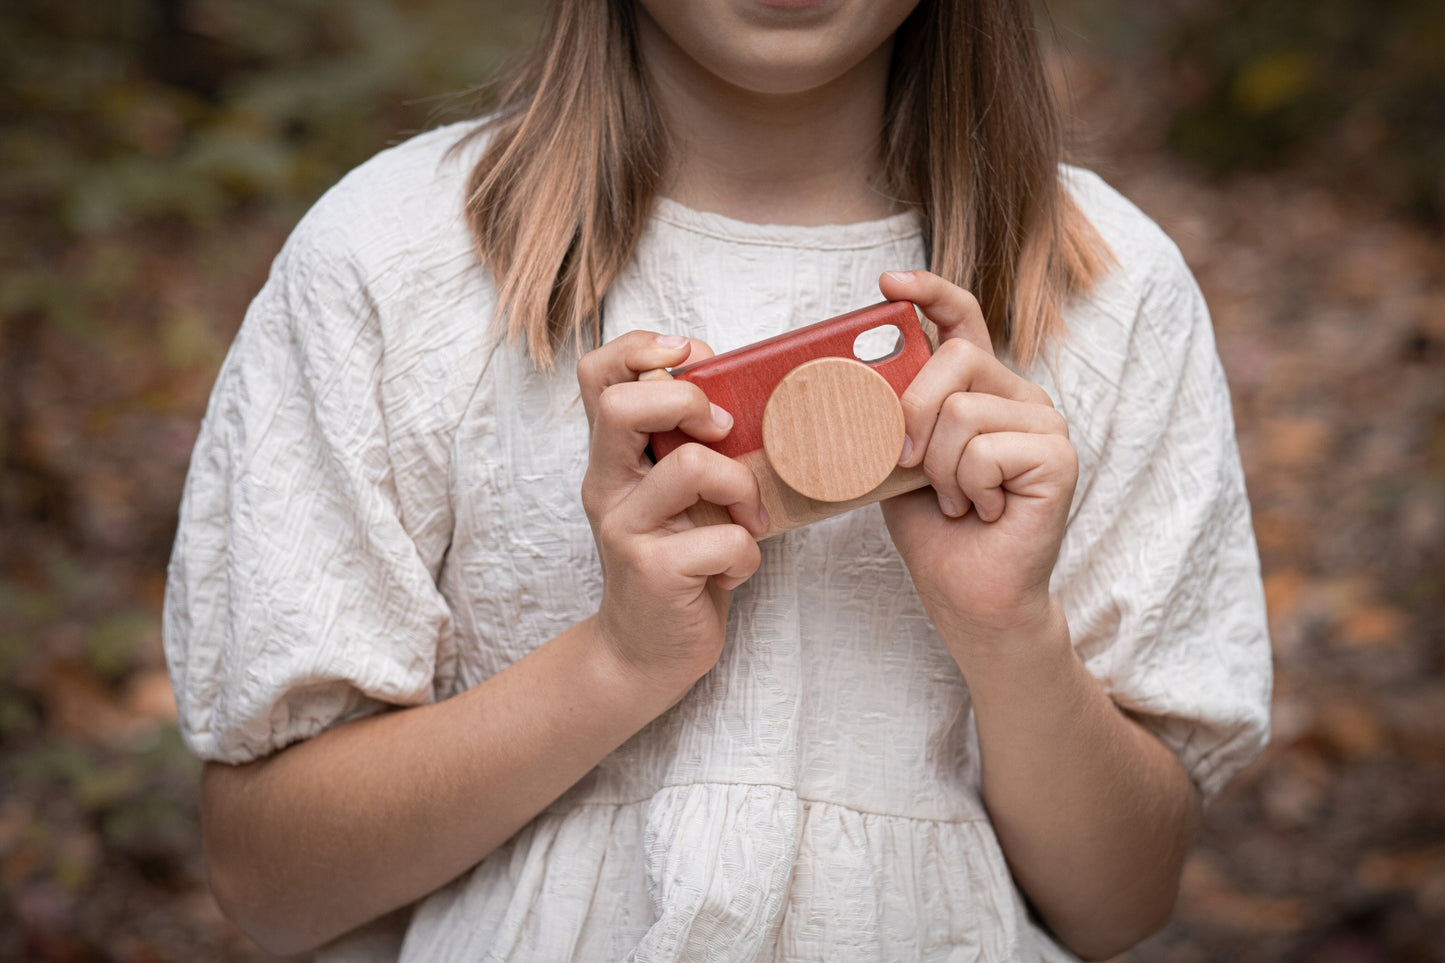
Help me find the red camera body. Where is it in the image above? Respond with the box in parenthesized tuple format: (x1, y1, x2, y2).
(650, 300, 933, 538)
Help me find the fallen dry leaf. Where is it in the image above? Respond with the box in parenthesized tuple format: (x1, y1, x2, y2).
(1307, 693, 1388, 760)
(1261, 417, 1335, 470)
(1336, 602, 1411, 649)
(1357, 846, 1445, 893)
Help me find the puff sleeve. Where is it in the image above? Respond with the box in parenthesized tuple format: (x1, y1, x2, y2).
(163, 194, 459, 765)
(1047, 178, 1273, 803)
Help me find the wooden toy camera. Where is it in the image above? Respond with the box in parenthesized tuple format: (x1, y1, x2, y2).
(650, 300, 934, 539)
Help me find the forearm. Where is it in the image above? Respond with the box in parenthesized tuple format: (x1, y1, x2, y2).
(950, 602, 1201, 961)
(203, 616, 676, 956)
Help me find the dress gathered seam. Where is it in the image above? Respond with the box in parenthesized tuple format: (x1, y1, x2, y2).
(547, 780, 992, 825)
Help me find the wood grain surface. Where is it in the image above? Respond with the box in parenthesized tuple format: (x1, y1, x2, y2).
(648, 301, 934, 538)
(761, 356, 906, 503)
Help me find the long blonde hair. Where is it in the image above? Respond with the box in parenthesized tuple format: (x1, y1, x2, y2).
(462, 0, 1109, 369)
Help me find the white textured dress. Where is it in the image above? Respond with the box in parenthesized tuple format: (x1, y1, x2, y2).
(164, 122, 1272, 962)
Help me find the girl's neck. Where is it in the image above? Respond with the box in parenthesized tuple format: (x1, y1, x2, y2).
(637, 15, 902, 227)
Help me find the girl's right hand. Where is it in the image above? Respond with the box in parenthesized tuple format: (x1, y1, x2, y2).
(577, 331, 769, 701)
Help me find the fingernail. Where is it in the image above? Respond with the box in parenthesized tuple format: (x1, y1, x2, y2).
(657, 334, 689, 348)
(757, 502, 771, 532)
(899, 435, 914, 465)
(711, 403, 733, 430)
(938, 495, 958, 517)
(884, 271, 915, 283)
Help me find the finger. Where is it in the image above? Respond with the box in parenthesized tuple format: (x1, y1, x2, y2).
(650, 523, 763, 591)
(613, 442, 768, 536)
(677, 340, 716, 367)
(955, 432, 1078, 524)
(638, 339, 717, 383)
(923, 394, 1069, 517)
(578, 331, 715, 423)
(588, 380, 735, 491)
(898, 338, 1055, 467)
(878, 270, 992, 353)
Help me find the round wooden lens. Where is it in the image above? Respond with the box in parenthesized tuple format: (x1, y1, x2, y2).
(761, 356, 906, 503)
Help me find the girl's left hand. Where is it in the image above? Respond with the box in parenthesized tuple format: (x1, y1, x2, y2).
(877, 271, 1078, 654)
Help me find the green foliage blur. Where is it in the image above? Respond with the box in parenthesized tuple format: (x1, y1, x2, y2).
(1057, 0, 1445, 224)
(1167, 0, 1445, 223)
(0, 0, 537, 241)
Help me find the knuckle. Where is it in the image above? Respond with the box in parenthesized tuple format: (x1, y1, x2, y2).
(580, 478, 604, 518)
(722, 523, 755, 554)
(622, 329, 660, 364)
(718, 526, 761, 571)
(940, 391, 973, 421)
(958, 289, 983, 317)
(936, 336, 980, 366)
(605, 516, 655, 562)
(595, 384, 628, 424)
(967, 430, 1002, 459)
(741, 464, 762, 498)
(935, 337, 967, 361)
(670, 442, 712, 476)
(576, 349, 605, 388)
(596, 514, 628, 549)
(1054, 435, 1080, 470)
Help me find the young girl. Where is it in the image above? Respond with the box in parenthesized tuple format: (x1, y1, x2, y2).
(164, 0, 1272, 959)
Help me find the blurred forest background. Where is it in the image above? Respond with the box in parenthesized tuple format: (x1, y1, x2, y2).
(0, 0, 1442, 959)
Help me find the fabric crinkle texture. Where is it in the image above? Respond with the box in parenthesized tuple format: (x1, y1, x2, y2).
(164, 121, 1272, 962)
